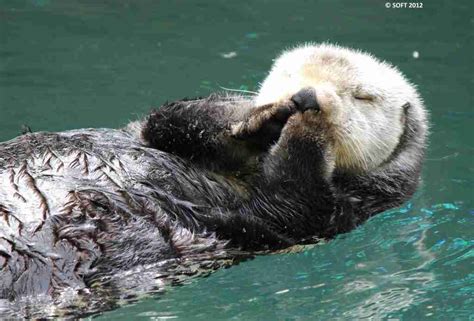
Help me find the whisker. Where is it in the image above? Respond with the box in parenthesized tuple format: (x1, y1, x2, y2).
(337, 128, 368, 170)
(361, 130, 390, 150)
(219, 86, 258, 95)
(349, 121, 392, 151)
(349, 133, 369, 169)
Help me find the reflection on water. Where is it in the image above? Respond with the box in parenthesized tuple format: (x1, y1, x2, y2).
(1, 0, 472, 320)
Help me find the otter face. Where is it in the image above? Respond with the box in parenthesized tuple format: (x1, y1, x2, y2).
(255, 44, 425, 173)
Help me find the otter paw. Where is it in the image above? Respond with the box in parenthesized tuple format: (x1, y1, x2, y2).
(231, 103, 296, 148)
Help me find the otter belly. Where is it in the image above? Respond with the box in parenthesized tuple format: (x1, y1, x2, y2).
(0, 129, 236, 311)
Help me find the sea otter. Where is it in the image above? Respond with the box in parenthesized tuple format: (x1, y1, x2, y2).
(0, 44, 428, 317)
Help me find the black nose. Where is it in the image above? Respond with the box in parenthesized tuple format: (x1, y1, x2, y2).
(290, 87, 320, 112)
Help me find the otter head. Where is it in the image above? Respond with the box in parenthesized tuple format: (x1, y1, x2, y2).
(255, 43, 428, 173)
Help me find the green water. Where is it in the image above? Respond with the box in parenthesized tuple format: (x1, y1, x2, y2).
(1, 0, 472, 320)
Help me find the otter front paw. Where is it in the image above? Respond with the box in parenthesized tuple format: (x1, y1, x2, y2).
(231, 102, 296, 149)
(261, 112, 337, 184)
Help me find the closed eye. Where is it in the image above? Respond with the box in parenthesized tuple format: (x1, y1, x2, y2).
(354, 94, 375, 102)
(353, 86, 376, 101)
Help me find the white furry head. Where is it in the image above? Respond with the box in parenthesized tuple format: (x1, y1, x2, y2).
(256, 43, 428, 173)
